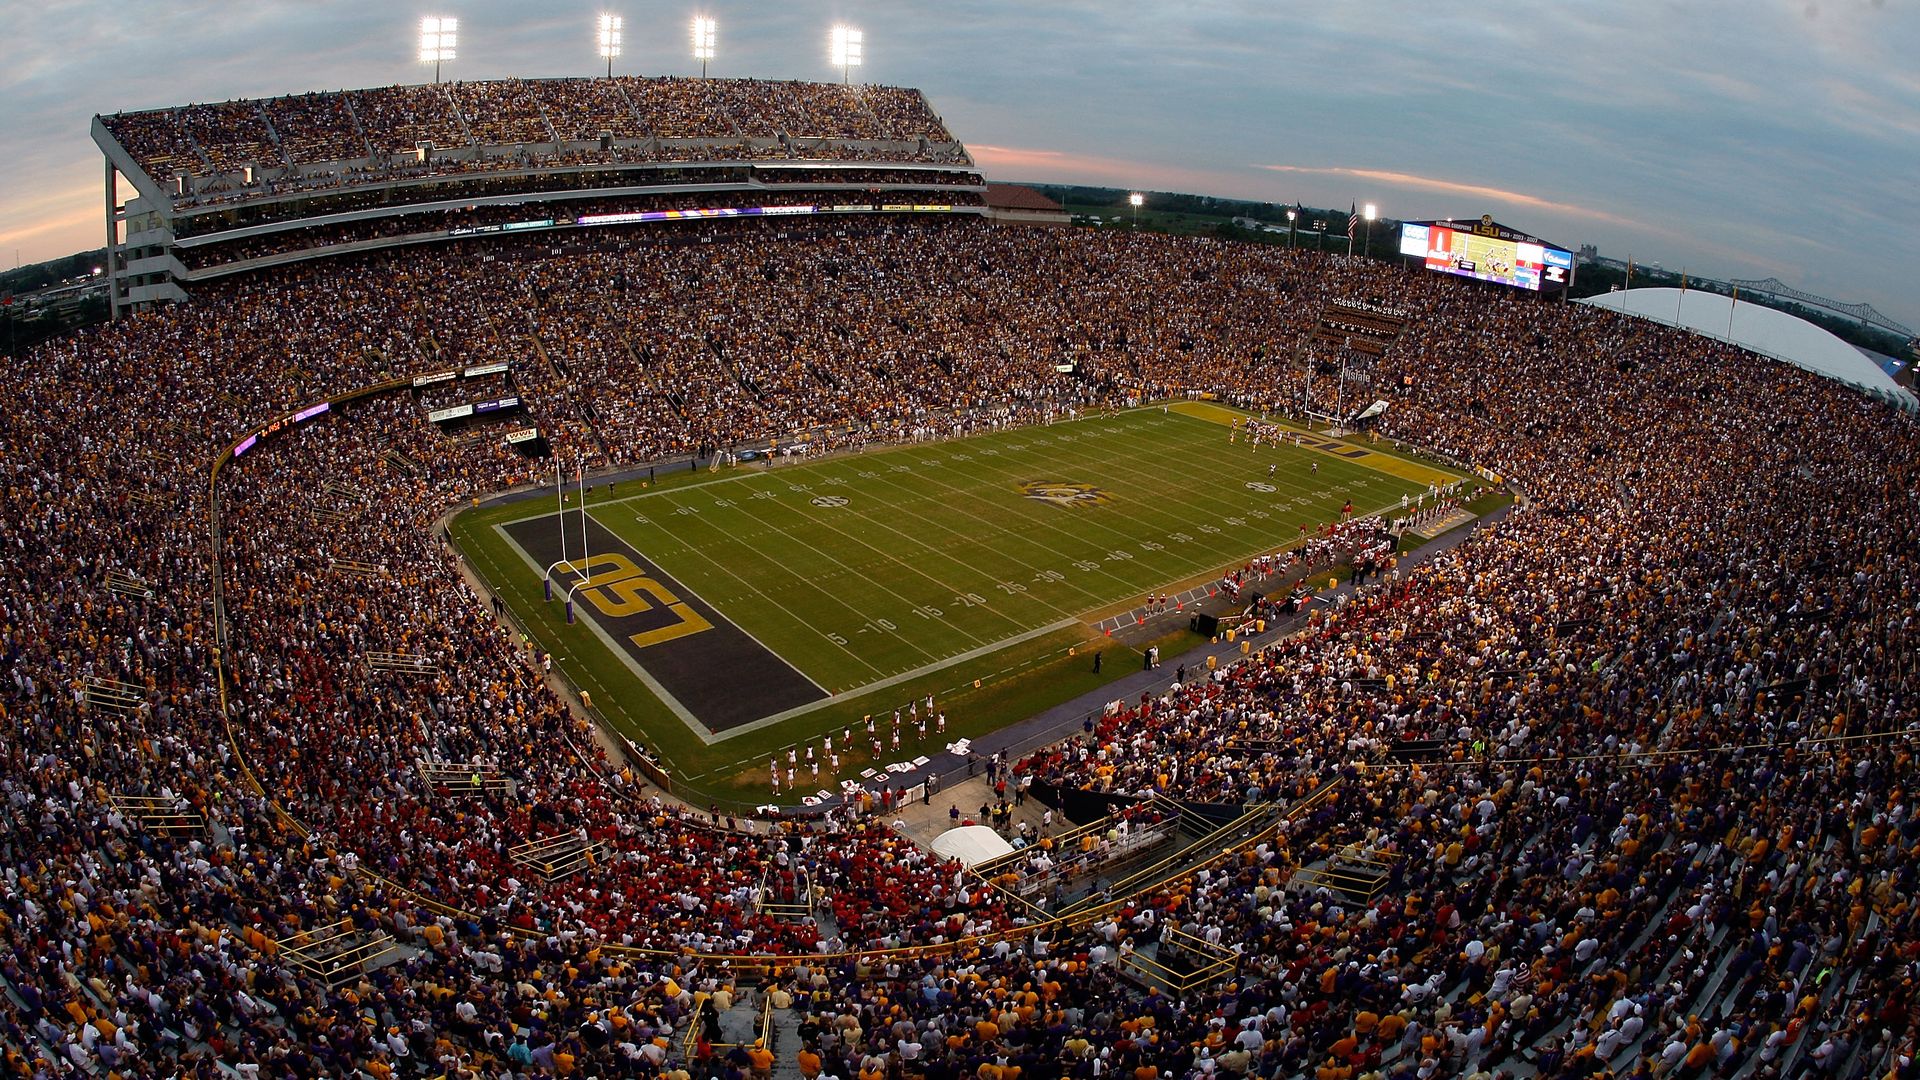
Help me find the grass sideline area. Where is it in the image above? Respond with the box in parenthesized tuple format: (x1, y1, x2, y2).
(450, 405, 1469, 800)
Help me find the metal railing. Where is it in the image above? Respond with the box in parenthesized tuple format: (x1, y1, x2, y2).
(755, 860, 816, 921)
(416, 760, 515, 797)
(1117, 938, 1237, 996)
(508, 829, 607, 880)
(109, 793, 206, 834)
(274, 918, 401, 986)
(1290, 844, 1401, 902)
(679, 988, 777, 1064)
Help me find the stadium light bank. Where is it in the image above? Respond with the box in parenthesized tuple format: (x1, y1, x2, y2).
(418, 16, 457, 84)
(693, 16, 717, 78)
(598, 14, 624, 79)
(830, 25, 863, 84)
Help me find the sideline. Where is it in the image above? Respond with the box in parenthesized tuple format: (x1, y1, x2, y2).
(455, 401, 1494, 806)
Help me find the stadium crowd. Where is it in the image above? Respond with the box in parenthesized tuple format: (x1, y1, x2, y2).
(165, 163, 916, 240)
(100, 78, 965, 210)
(2, 214, 1918, 1080)
(175, 189, 987, 269)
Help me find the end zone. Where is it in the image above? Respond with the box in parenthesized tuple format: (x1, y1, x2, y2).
(1169, 400, 1460, 488)
(499, 513, 827, 737)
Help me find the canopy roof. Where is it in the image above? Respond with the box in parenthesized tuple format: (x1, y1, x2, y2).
(1579, 288, 1914, 409)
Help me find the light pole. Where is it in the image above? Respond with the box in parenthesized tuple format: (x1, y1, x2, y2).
(418, 16, 457, 84)
(598, 14, 622, 78)
(830, 25, 863, 84)
(692, 16, 716, 78)
(1129, 191, 1144, 227)
(1363, 203, 1377, 258)
(1286, 209, 1296, 250)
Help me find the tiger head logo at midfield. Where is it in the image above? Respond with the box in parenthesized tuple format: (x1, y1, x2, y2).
(1019, 481, 1113, 508)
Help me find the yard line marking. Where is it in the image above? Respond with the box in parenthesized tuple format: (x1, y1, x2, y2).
(1075, 412, 1371, 516)
(1037, 410, 1422, 534)
(907, 412, 1425, 612)
(894, 417, 1310, 591)
(874, 429, 1203, 584)
(691, 414, 1412, 629)
(806, 485, 1097, 622)
(710, 618, 1082, 742)
(600, 501, 896, 680)
(598, 507, 831, 699)
(843, 413, 1277, 600)
(721, 489, 1018, 650)
(826, 464, 1113, 611)
(482, 407, 1453, 740)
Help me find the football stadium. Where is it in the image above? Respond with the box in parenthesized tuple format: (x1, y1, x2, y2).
(4, 9, 1920, 1080)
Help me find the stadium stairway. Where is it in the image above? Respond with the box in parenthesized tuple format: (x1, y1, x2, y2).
(530, 95, 562, 144)
(176, 122, 218, 177)
(258, 104, 291, 166)
(766, 1007, 807, 1080)
(810, 904, 844, 947)
(442, 84, 477, 144)
(713, 989, 767, 1048)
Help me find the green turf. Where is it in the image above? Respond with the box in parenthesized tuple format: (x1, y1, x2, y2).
(579, 408, 1421, 688)
(451, 405, 1458, 796)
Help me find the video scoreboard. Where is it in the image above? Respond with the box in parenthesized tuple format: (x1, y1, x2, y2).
(1400, 216, 1574, 293)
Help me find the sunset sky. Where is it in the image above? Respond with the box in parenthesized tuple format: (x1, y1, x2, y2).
(2, 0, 1914, 324)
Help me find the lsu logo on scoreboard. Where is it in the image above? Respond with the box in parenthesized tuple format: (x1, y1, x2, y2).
(569, 552, 713, 649)
(1019, 481, 1113, 508)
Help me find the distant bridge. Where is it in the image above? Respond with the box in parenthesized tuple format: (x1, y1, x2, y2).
(1725, 277, 1914, 340)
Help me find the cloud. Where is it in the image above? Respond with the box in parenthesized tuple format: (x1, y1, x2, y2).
(969, 144, 1261, 199)
(0, 1, 1913, 324)
(968, 145, 1069, 162)
(1254, 166, 1639, 229)
(0, 206, 103, 252)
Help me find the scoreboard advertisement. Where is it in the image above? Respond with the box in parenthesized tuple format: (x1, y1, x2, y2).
(1400, 218, 1574, 292)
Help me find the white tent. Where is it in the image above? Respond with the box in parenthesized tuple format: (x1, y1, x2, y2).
(929, 824, 1015, 868)
(1579, 288, 1914, 410)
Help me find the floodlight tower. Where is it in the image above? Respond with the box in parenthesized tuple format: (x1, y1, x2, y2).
(692, 16, 717, 78)
(1129, 191, 1144, 226)
(1363, 203, 1378, 258)
(419, 16, 458, 84)
(830, 25, 863, 84)
(598, 14, 623, 78)
(1286, 208, 1297, 249)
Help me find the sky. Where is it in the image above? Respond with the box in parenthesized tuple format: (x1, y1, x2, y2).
(1, 0, 1915, 326)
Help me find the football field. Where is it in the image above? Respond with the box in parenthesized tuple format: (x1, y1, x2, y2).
(474, 403, 1457, 766)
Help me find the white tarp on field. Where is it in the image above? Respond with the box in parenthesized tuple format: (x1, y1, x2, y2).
(930, 824, 1015, 867)
(1579, 288, 1914, 409)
